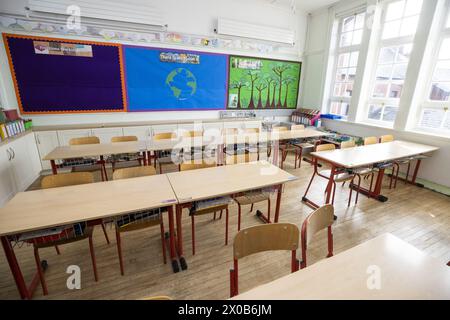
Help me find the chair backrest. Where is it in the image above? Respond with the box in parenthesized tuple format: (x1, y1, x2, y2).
(182, 130, 203, 138)
(380, 135, 394, 143)
(302, 204, 334, 246)
(316, 143, 336, 152)
(225, 153, 257, 165)
(180, 161, 216, 171)
(291, 124, 305, 131)
(112, 166, 156, 180)
(233, 223, 299, 260)
(223, 128, 238, 135)
(364, 136, 378, 145)
(153, 132, 176, 140)
(340, 140, 356, 149)
(69, 136, 100, 145)
(242, 128, 259, 133)
(111, 135, 138, 143)
(272, 126, 288, 132)
(41, 172, 94, 189)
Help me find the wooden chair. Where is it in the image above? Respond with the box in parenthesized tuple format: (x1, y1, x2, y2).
(110, 135, 144, 171)
(300, 204, 334, 269)
(225, 153, 257, 165)
(182, 130, 203, 138)
(280, 124, 313, 169)
(180, 160, 216, 171)
(380, 135, 394, 143)
(153, 132, 180, 174)
(68, 136, 108, 181)
(303, 144, 358, 207)
(180, 163, 230, 255)
(181, 130, 204, 160)
(229, 223, 300, 297)
(340, 140, 375, 204)
(112, 166, 166, 275)
(31, 172, 100, 295)
(364, 136, 378, 145)
(272, 126, 288, 132)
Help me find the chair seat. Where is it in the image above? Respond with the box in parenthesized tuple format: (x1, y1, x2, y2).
(116, 209, 164, 232)
(394, 157, 413, 164)
(71, 163, 104, 172)
(291, 142, 315, 149)
(191, 196, 232, 215)
(113, 160, 141, 169)
(32, 226, 93, 248)
(412, 154, 429, 160)
(351, 167, 374, 175)
(234, 192, 270, 205)
(320, 169, 355, 182)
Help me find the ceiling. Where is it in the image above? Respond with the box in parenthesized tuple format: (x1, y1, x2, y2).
(264, 0, 340, 13)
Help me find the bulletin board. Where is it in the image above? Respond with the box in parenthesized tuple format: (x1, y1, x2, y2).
(227, 55, 301, 109)
(123, 46, 228, 111)
(3, 33, 127, 114)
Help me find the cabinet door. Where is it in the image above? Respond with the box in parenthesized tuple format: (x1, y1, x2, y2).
(203, 122, 223, 138)
(122, 126, 151, 141)
(57, 129, 92, 146)
(0, 145, 16, 207)
(35, 131, 60, 170)
(9, 134, 40, 192)
(91, 127, 124, 143)
(223, 121, 243, 130)
(243, 120, 262, 130)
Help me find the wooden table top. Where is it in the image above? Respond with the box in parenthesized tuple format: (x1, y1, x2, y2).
(0, 174, 177, 236)
(43, 141, 148, 160)
(167, 160, 298, 203)
(310, 140, 439, 168)
(232, 233, 450, 300)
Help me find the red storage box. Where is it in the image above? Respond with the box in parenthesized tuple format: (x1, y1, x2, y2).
(4, 109, 19, 121)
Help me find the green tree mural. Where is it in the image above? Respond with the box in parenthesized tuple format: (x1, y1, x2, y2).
(227, 56, 301, 109)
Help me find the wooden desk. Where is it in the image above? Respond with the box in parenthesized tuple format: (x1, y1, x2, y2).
(232, 233, 450, 299)
(44, 141, 149, 174)
(167, 160, 298, 270)
(303, 141, 439, 208)
(0, 174, 178, 299)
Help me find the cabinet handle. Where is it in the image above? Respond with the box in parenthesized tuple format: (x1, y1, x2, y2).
(10, 148, 15, 159)
(36, 134, 41, 144)
(6, 149, 11, 161)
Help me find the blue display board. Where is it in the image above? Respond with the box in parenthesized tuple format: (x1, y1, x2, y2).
(123, 46, 228, 111)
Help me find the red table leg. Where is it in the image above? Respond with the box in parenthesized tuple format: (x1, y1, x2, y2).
(142, 151, 147, 166)
(1, 236, 30, 299)
(166, 206, 180, 273)
(50, 160, 57, 174)
(350, 168, 388, 202)
(175, 204, 188, 270)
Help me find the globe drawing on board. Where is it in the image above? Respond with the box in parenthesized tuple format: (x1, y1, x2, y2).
(165, 68, 197, 100)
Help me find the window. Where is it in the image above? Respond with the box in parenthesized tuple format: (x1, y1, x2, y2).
(365, 0, 423, 125)
(328, 12, 365, 117)
(416, 4, 450, 135)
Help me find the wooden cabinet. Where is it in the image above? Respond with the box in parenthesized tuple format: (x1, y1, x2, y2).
(0, 144, 16, 207)
(91, 127, 124, 143)
(57, 129, 92, 146)
(35, 131, 60, 170)
(0, 132, 42, 207)
(122, 126, 151, 140)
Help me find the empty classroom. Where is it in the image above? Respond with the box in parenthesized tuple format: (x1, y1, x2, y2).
(0, 0, 449, 304)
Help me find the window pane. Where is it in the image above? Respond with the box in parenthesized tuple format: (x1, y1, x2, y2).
(419, 108, 445, 128)
(382, 106, 398, 122)
(400, 16, 419, 37)
(355, 13, 365, 29)
(341, 102, 349, 115)
(389, 83, 403, 98)
(443, 112, 450, 129)
(336, 68, 347, 81)
(404, 0, 423, 17)
(340, 32, 352, 47)
(330, 102, 339, 114)
(373, 83, 389, 97)
(432, 61, 450, 81)
(368, 104, 383, 120)
(429, 83, 450, 101)
(446, 12, 450, 28)
(334, 83, 342, 96)
(379, 47, 396, 64)
(352, 29, 363, 45)
(338, 53, 350, 67)
(376, 65, 393, 80)
(385, 1, 405, 21)
(396, 44, 413, 62)
(347, 67, 356, 81)
(342, 16, 355, 32)
(344, 83, 353, 97)
(392, 64, 407, 80)
(349, 52, 359, 67)
(382, 20, 401, 39)
(438, 38, 450, 60)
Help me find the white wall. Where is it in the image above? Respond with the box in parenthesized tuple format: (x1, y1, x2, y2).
(302, 0, 450, 187)
(0, 0, 308, 126)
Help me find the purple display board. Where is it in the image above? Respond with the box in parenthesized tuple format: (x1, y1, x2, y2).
(3, 34, 126, 114)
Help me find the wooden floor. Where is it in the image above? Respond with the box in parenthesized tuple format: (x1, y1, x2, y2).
(0, 155, 449, 299)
